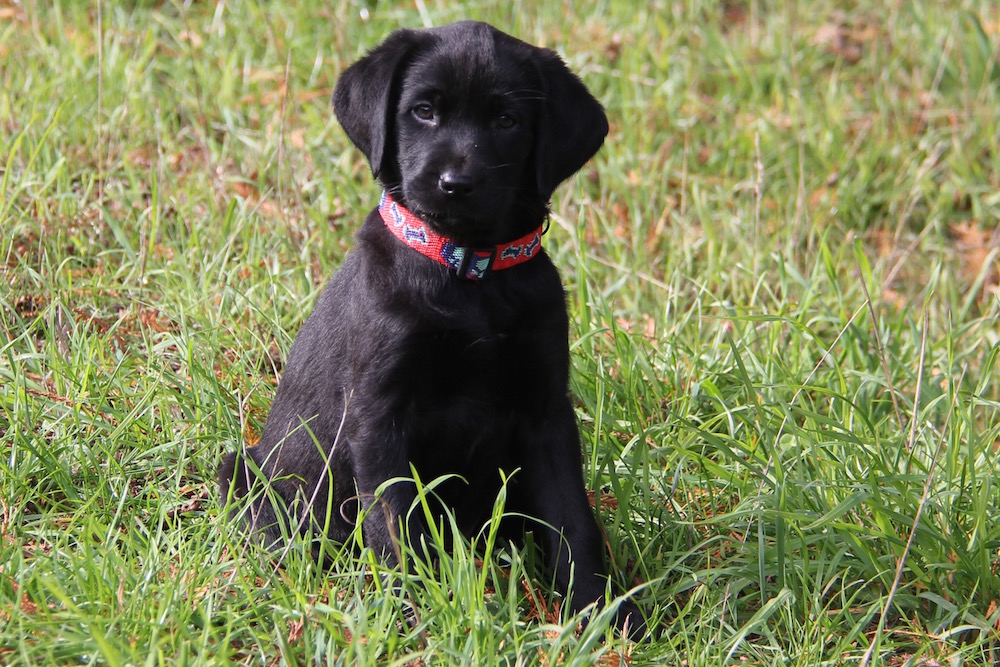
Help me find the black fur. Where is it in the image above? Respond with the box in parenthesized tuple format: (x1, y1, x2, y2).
(219, 21, 643, 637)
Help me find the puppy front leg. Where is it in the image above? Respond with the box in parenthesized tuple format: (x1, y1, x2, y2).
(518, 407, 608, 603)
(350, 427, 425, 567)
(351, 441, 427, 630)
(357, 475, 424, 567)
(521, 405, 646, 637)
(525, 464, 609, 609)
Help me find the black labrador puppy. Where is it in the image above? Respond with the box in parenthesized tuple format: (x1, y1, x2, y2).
(220, 20, 643, 637)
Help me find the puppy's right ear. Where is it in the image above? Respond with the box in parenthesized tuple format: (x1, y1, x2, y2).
(531, 49, 609, 200)
(333, 29, 426, 178)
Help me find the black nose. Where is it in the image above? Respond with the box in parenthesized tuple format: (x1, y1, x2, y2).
(438, 171, 476, 197)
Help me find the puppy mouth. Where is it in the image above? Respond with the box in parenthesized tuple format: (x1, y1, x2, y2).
(415, 209, 489, 241)
(406, 199, 500, 242)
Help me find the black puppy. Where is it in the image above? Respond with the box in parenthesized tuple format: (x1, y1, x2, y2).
(220, 21, 642, 636)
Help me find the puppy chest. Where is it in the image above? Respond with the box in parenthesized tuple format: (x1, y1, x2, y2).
(389, 327, 553, 459)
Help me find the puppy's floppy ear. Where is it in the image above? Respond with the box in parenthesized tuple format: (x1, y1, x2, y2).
(532, 50, 609, 199)
(333, 29, 427, 178)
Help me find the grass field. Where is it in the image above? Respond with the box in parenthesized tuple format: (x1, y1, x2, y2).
(3, 0, 1000, 664)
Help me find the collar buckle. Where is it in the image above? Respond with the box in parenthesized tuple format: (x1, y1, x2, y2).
(455, 246, 497, 280)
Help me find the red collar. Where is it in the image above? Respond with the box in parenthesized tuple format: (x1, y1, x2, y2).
(377, 192, 544, 280)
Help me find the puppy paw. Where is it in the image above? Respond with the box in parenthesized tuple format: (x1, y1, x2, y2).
(614, 600, 653, 642)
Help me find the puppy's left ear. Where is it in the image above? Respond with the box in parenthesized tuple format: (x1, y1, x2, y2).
(333, 29, 428, 178)
(533, 50, 609, 199)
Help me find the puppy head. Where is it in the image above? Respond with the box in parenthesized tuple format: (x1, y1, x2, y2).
(333, 21, 608, 244)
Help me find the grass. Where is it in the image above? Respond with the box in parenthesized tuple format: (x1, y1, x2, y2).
(2, 0, 1000, 664)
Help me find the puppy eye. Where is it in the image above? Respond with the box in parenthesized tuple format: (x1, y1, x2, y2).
(412, 103, 435, 121)
(497, 113, 518, 129)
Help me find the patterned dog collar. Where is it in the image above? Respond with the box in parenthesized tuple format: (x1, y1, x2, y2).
(377, 191, 543, 280)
